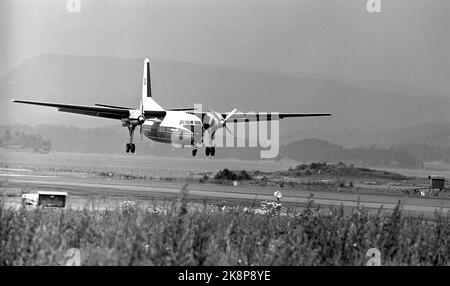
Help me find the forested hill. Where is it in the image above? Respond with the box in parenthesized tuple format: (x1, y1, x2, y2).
(279, 139, 421, 168)
(0, 129, 51, 153)
(5, 124, 450, 168)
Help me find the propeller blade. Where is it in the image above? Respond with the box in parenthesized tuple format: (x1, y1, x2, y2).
(224, 108, 237, 122)
(225, 125, 233, 135)
(206, 108, 221, 121)
(139, 99, 144, 142)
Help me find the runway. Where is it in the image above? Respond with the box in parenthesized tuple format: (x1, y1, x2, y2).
(1, 168, 450, 216)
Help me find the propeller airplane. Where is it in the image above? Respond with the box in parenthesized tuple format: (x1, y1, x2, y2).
(11, 58, 331, 157)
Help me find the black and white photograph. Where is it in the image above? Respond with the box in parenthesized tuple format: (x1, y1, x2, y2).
(0, 0, 449, 272)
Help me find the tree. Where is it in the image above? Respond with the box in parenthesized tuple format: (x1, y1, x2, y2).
(4, 129, 11, 143)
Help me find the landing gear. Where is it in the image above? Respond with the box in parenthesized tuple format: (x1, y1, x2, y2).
(203, 129, 216, 157)
(205, 147, 215, 157)
(126, 125, 136, 154)
(192, 148, 197, 157)
(126, 143, 136, 154)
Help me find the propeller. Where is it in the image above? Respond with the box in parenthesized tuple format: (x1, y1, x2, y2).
(138, 99, 145, 141)
(207, 108, 237, 135)
(222, 108, 237, 135)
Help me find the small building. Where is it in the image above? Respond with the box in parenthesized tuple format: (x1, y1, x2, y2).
(428, 175, 445, 191)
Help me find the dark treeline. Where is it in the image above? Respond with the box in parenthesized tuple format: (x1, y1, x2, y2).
(0, 129, 51, 152)
(394, 144, 450, 164)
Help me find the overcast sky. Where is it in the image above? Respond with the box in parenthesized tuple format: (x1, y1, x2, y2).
(1, 0, 448, 92)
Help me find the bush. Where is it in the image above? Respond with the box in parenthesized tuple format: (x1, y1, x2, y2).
(237, 170, 252, 181)
(214, 169, 252, 181)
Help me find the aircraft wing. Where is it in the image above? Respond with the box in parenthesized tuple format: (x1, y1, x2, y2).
(11, 100, 130, 120)
(11, 100, 166, 120)
(189, 111, 331, 122)
(223, 112, 331, 121)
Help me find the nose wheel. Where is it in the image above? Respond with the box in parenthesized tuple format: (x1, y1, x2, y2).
(192, 148, 197, 156)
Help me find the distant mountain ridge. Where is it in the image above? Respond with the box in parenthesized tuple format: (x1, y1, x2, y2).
(279, 138, 420, 168)
(281, 122, 450, 148)
(3, 124, 450, 168)
(2, 54, 450, 134)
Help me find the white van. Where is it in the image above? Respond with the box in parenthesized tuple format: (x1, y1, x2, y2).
(21, 191, 68, 208)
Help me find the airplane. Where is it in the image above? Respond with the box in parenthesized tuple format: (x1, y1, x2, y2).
(11, 58, 331, 157)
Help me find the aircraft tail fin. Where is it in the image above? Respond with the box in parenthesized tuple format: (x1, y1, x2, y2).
(142, 58, 164, 111)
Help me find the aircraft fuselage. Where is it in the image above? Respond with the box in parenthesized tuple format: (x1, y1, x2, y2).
(142, 111, 203, 146)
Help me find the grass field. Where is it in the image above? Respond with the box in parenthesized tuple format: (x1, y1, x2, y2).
(0, 150, 295, 179)
(1, 197, 449, 266)
(1, 150, 449, 266)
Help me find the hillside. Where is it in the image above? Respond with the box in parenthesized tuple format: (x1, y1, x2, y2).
(0, 124, 263, 160)
(280, 139, 421, 168)
(281, 122, 450, 148)
(1, 124, 444, 167)
(2, 54, 450, 134)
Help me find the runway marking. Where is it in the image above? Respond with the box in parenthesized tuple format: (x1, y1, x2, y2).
(0, 168, 30, 172)
(0, 173, 59, 178)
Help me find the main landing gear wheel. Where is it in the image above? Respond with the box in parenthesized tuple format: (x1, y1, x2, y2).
(192, 148, 197, 156)
(205, 147, 216, 157)
(126, 143, 136, 154)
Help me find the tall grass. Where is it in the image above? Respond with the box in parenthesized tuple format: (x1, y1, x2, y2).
(0, 199, 449, 266)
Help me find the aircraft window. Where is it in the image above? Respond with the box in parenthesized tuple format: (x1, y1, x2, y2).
(179, 120, 202, 126)
(180, 120, 201, 125)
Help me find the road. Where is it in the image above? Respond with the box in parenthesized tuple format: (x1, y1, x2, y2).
(1, 168, 450, 216)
